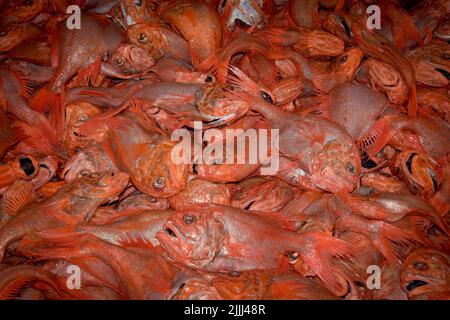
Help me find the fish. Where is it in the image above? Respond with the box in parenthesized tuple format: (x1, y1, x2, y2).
(157, 204, 355, 295)
(100, 114, 189, 197)
(0, 171, 129, 262)
(29, 14, 123, 135)
(228, 67, 360, 193)
(19, 232, 183, 300)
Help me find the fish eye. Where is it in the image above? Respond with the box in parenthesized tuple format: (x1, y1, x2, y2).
(229, 271, 240, 277)
(78, 170, 90, 177)
(0, 30, 6, 37)
(138, 33, 148, 44)
(287, 251, 299, 263)
(23, 0, 33, 5)
(153, 176, 166, 189)
(19, 157, 35, 176)
(89, 172, 100, 178)
(134, 0, 142, 7)
(103, 52, 109, 62)
(183, 214, 195, 225)
(261, 91, 273, 104)
(114, 58, 124, 66)
(414, 261, 427, 270)
(205, 75, 214, 83)
(340, 55, 348, 63)
(346, 163, 356, 174)
(79, 114, 89, 122)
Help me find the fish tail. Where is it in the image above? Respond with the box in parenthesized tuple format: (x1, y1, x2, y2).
(373, 221, 418, 264)
(356, 117, 393, 159)
(297, 232, 355, 294)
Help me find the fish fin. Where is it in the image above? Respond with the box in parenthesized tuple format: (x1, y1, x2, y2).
(407, 85, 417, 118)
(0, 180, 36, 216)
(11, 120, 59, 155)
(373, 222, 418, 264)
(297, 232, 355, 294)
(118, 233, 156, 249)
(29, 86, 59, 113)
(356, 117, 393, 159)
(228, 65, 264, 98)
(10, 70, 35, 100)
(0, 276, 34, 300)
(72, 57, 102, 87)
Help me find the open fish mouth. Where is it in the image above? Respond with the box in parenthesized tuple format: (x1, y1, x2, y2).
(406, 279, 429, 291)
(164, 226, 177, 238)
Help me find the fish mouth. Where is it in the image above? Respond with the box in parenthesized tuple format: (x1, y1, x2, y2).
(435, 68, 450, 80)
(406, 279, 429, 292)
(190, 113, 236, 128)
(164, 226, 177, 238)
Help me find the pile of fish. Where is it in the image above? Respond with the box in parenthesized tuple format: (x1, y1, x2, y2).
(0, 0, 449, 300)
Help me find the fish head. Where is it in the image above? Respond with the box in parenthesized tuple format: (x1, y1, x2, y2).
(127, 23, 167, 60)
(391, 151, 442, 197)
(156, 207, 225, 269)
(195, 84, 250, 127)
(169, 178, 230, 211)
(172, 277, 222, 300)
(74, 171, 129, 203)
(212, 271, 271, 300)
(135, 141, 188, 197)
(400, 248, 450, 299)
(109, 43, 155, 75)
(330, 47, 364, 78)
(311, 139, 361, 194)
(64, 102, 105, 155)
